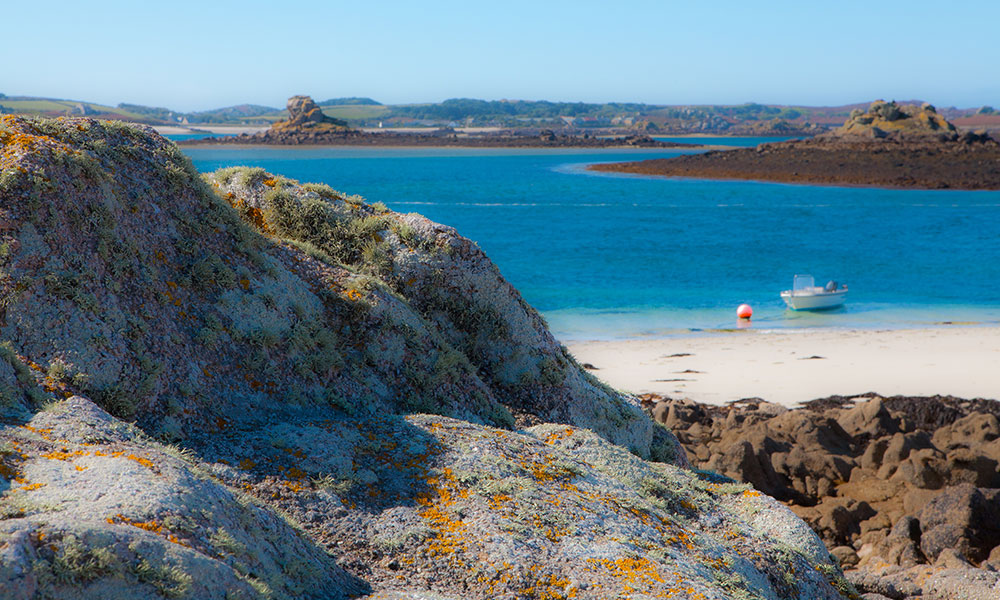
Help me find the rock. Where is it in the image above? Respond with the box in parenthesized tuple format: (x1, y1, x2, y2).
(944, 447, 1000, 487)
(933, 413, 1000, 449)
(283, 95, 347, 127)
(936, 548, 973, 569)
(917, 483, 1000, 563)
(831, 545, 860, 568)
(847, 568, 922, 599)
(836, 100, 958, 139)
(889, 447, 946, 489)
(0, 115, 857, 599)
(837, 397, 899, 441)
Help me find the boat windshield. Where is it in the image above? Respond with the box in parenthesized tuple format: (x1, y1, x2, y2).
(793, 274, 815, 290)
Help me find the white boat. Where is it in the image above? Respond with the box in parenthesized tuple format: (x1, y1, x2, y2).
(780, 274, 847, 310)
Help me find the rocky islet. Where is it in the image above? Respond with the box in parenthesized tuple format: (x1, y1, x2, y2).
(590, 100, 1000, 190)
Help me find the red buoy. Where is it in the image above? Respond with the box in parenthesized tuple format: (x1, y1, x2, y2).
(737, 304, 753, 319)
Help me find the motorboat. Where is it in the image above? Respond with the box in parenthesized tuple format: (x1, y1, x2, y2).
(780, 274, 847, 310)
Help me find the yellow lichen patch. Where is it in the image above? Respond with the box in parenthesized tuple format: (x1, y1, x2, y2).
(106, 514, 188, 546)
(343, 288, 363, 302)
(544, 428, 575, 445)
(263, 177, 278, 187)
(237, 458, 256, 471)
(589, 556, 667, 595)
(41, 449, 89, 461)
(19, 482, 46, 492)
(519, 570, 579, 600)
(487, 493, 512, 511)
(416, 468, 474, 560)
(126, 454, 156, 470)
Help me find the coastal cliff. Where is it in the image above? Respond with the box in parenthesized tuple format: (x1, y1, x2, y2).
(590, 100, 1000, 190)
(0, 116, 851, 599)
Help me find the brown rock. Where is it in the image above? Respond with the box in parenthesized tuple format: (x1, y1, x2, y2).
(944, 447, 1000, 487)
(889, 448, 946, 489)
(935, 547, 973, 569)
(838, 398, 900, 441)
(917, 483, 1000, 563)
(831, 545, 859, 568)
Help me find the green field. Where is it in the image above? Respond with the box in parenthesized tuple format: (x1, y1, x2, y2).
(0, 98, 149, 121)
(321, 104, 388, 121)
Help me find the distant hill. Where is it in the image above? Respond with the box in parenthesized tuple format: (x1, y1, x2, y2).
(184, 103, 281, 123)
(317, 96, 381, 106)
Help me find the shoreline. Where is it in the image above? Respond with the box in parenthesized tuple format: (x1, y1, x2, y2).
(565, 325, 1000, 406)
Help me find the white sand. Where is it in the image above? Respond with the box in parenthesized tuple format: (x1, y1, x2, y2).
(565, 327, 1000, 407)
(152, 125, 268, 135)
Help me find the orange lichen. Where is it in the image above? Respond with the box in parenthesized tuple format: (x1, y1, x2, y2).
(19, 482, 46, 491)
(41, 449, 89, 461)
(126, 454, 155, 469)
(107, 514, 187, 546)
(343, 288, 363, 302)
(544, 428, 575, 445)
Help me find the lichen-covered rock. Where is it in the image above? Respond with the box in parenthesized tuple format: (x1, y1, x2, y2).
(0, 116, 853, 599)
(0, 397, 365, 599)
(205, 166, 679, 463)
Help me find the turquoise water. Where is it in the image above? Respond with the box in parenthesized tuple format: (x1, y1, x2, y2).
(183, 146, 1000, 339)
(165, 133, 237, 142)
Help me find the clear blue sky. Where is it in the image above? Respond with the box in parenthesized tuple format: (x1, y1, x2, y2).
(4, 0, 998, 111)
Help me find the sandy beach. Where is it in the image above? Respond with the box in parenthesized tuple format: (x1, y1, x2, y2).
(153, 125, 268, 135)
(565, 326, 1000, 406)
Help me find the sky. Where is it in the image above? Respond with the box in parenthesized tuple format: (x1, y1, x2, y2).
(3, 0, 999, 112)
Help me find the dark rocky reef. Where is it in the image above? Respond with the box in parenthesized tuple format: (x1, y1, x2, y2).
(647, 392, 1000, 599)
(0, 116, 852, 599)
(591, 100, 1000, 190)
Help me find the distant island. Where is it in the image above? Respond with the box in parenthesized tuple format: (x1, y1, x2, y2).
(178, 96, 697, 148)
(590, 101, 1000, 190)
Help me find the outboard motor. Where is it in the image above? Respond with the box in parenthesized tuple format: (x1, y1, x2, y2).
(825, 280, 839, 292)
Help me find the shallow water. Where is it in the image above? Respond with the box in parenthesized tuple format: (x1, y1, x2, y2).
(183, 145, 1000, 339)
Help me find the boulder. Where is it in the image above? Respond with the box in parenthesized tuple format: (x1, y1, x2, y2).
(917, 484, 1000, 563)
(837, 397, 900, 441)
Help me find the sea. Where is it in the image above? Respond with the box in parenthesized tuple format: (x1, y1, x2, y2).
(178, 137, 1000, 340)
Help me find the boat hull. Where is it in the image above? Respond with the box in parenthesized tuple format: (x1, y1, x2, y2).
(780, 289, 847, 310)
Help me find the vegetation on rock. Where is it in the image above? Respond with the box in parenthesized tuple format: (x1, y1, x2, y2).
(0, 116, 852, 599)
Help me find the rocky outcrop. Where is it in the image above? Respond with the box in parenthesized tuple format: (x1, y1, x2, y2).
(273, 95, 349, 131)
(648, 393, 1000, 600)
(835, 100, 957, 140)
(0, 115, 852, 598)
